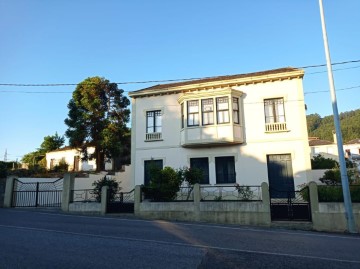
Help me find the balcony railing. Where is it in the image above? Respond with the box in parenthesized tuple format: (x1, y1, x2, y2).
(265, 122, 287, 132)
(145, 132, 162, 142)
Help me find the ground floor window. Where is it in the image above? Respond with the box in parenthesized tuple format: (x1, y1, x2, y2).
(144, 159, 163, 186)
(215, 156, 236, 184)
(190, 157, 209, 184)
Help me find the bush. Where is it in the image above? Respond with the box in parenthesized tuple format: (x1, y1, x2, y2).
(52, 159, 69, 172)
(0, 161, 7, 178)
(143, 166, 182, 201)
(319, 168, 360, 185)
(318, 185, 360, 202)
(92, 176, 120, 202)
(311, 155, 338, 170)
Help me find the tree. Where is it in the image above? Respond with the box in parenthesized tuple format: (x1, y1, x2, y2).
(38, 132, 65, 153)
(64, 77, 130, 171)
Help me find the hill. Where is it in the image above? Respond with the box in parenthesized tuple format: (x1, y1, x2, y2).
(306, 109, 360, 143)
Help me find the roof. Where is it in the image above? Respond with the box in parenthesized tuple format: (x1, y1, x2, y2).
(345, 138, 360, 145)
(309, 139, 334, 146)
(129, 67, 304, 98)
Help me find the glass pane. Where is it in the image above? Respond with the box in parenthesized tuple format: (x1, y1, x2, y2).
(217, 97, 229, 110)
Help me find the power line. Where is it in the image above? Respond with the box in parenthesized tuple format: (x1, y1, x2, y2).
(0, 59, 359, 88)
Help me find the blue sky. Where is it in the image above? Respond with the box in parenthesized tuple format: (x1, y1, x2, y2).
(1, 0, 359, 162)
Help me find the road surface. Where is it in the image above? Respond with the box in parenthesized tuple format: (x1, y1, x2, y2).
(0, 208, 359, 268)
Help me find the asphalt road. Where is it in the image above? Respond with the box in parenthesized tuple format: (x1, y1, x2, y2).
(0, 208, 359, 269)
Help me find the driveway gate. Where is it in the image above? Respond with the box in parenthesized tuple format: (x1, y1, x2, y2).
(269, 187, 311, 221)
(12, 178, 63, 207)
(107, 189, 134, 213)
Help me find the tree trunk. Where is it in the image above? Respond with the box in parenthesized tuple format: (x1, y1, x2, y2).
(95, 147, 105, 172)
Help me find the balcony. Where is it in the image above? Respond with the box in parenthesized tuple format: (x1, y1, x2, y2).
(265, 122, 288, 133)
(180, 124, 244, 147)
(145, 132, 162, 142)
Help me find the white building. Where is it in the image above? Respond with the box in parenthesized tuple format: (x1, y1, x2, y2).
(46, 146, 112, 172)
(129, 67, 312, 193)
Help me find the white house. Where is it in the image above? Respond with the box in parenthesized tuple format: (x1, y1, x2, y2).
(128, 67, 312, 193)
(46, 146, 112, 172)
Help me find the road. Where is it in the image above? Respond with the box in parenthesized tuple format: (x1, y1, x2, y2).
(0, 208, 359, 269)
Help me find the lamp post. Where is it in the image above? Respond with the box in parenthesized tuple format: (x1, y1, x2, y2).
(318, 0, 356, 233)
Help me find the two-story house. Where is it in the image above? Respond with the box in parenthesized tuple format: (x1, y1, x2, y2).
(129, 67, 312, 194)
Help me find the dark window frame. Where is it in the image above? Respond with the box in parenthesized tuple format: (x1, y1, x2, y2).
(233, 97, 239, 124)
(216, 97, 230, 124)
(264, 98, 286, 124)
(146, 110, 162, 133)
(190, 157, 210, 184)
(187, 100, 200, 126)
(201, 98, 214, 126)
(215, 156, 236, 184)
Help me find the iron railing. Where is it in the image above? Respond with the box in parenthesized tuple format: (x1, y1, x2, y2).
(141, 186, 194, 202)
(111, 189, 135, 203)
(200, 185, 262, 201)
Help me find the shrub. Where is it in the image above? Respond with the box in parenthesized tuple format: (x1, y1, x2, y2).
(92, 175, 120, 202)
(311, 155, 338, 170)
(52, 159, 69, 172)
(143, 166, 182, 201)
(318, 185, 360, 202)
(235, 184, 254, 200)
(0, 161, 7, 178)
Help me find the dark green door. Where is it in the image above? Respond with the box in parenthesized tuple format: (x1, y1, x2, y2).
(267, 154, 295, 198)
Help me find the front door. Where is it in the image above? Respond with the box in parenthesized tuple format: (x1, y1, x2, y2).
(267, 154, 294, 198)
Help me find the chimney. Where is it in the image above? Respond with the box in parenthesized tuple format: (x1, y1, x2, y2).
(332, 130, 337, 144)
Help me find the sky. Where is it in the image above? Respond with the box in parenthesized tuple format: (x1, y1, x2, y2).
(0, 0, 359, 162)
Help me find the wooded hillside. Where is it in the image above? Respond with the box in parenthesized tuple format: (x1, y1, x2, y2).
(306, 109, 360, 142)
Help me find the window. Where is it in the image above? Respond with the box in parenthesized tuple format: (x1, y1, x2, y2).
(202, 99, 214, 125)
(146, 110, 162, 133)
(190, 157, 209, 184)
(264, 98, 285, 123)
(188, 100, 199, 126)
(181, 103, 184, 129)
(216, 97, 230, 124)
(233, 97, 239, 124)
(144, 159, 163, 186)
(215, 156, 236, 184)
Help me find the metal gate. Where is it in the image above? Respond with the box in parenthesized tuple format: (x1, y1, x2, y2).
(107, 189, 134, 213)
(12, 178, 63, 208)
(270, 187, 311, 221)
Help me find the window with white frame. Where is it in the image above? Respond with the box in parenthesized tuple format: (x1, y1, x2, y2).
(187, 100, 199, 126)
(202, 99, 214, 125)
(216, 97, 230, 124)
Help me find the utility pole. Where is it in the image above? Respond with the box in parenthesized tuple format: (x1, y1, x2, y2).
(318, 0, 356, 233)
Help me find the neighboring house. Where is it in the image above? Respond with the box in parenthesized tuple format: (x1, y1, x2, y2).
(309, 135, 360, 172)
(46, 146, 113, 172)
(128, 67, 312, 193)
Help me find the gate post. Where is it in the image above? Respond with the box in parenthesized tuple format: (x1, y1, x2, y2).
(309, 181, 319, 222)
(61, 173, 75, 212)
(261, 182, 271, 225)
(101, 186, 108, 215)
(3, 176, 16, 208)
(134, 185, 141, 215)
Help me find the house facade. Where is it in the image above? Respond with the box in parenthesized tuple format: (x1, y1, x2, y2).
(46, 146, 112, 172)
(129, 68, 312, 192)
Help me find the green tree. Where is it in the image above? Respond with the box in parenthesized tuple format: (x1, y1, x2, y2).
(92, 175, 120, 202)
(38, 132, 65, 153)
(64, 77, 130, 171)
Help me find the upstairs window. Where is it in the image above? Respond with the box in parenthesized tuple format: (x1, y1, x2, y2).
(202, 99, 214, 125)
(264, 98, 285, 123)
(188, 100, 199, 126)
(233, 97, 239, 124)
(146, 110, 162, 133)
(216, 97, 230, 124)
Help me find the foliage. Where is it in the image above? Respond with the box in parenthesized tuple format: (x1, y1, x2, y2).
(317, 185, 360, 203)
(214, 195, 223, 201)
(38, 132, 65, 153)
(143, 166, 183, 201)
(64, 76, 130, 171)
(306, 109, 360, 142)
(21, 151, 45, 166)
(311, 155, 338, 170)
(235, 184, 254, 200)
(52, 159, 69, 172)
(176, 166, 203, 186)
(319, 168, 360, 185)
(92, 175, 120, 202)
(0, 161, 7, 178)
